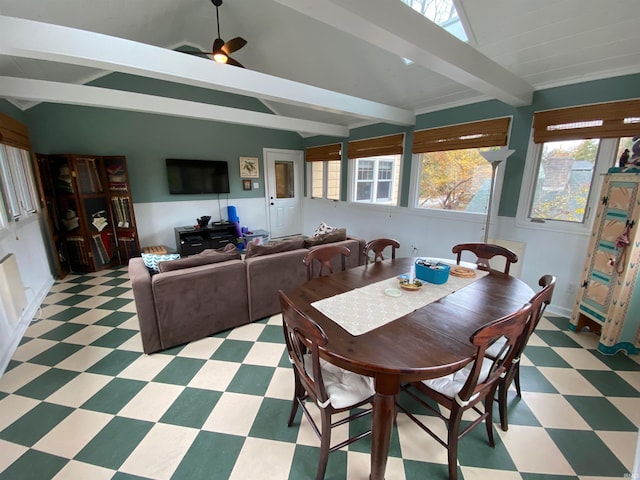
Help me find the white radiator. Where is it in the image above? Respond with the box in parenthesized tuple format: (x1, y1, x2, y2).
(487, 238, 526, 278)
(0, 253, 27, 326)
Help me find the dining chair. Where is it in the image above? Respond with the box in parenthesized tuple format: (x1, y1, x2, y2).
(396, 302, 533, 480)
(452, 242, 518, 274)
(363, 238, 400, 265)
(488, 274, 556, 431)
(279, 290, 375, 480)
(303, 244, 351, 280)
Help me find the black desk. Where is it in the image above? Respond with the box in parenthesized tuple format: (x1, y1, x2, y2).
(174, 223, 238, 255)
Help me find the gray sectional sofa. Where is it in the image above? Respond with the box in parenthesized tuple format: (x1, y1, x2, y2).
(129, 232, 366, 354)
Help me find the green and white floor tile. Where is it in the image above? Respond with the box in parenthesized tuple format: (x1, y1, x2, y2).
(1, 266, 639, 479)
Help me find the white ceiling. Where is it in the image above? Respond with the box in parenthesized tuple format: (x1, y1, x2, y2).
(0, 0, 639, 136)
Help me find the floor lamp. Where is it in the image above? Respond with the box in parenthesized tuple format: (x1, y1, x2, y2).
(479, 147, 515, 243)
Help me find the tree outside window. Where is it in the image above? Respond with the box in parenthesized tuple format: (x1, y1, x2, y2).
(528, 137, 633, 223)
(415, 148, 492, 213)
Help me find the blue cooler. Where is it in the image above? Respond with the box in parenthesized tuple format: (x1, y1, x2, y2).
(415, 260, 450, 284)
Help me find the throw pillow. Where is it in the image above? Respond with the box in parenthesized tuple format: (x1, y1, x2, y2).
(245, 236, 305, 258)
(304, 228, 347, 247)
(158, 243, 240, 273)
(312, 221, 337, 237)
(142, 252, 181, 274)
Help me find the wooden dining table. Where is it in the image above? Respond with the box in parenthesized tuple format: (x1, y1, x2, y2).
(285, 257, 534, 480)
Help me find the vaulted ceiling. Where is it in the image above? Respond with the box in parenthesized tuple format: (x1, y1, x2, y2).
(1, 0, 639, 137)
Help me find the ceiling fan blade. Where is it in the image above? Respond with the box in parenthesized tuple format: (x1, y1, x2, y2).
(212, 37, 225, 52)
(222, 37, 247, 55)
(226, 57, 245, 68)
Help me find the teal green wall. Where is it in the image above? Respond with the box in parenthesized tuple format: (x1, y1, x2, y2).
(303, 73, 640, 216)
(8, 72, 640, 210)
(23, 74, 303, 203)
(0, 99, 26, 122)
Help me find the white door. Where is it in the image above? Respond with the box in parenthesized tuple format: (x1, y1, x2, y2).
(264, 148, 303, 239)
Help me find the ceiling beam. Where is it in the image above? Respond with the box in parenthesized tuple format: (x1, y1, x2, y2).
(0, 15, 415, 127)
(272, 0, 534, 107)
(0, 76, 349, 137)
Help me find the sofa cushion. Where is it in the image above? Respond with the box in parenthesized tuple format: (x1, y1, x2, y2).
(142, 252, 181, 273)
(304, 228, 347, 247)
(158, 243, 240, 273)
(312, 221, 337, 237)
(245, 236, 305, 258)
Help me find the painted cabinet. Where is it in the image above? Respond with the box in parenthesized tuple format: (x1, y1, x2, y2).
(570, 168, 640, 355)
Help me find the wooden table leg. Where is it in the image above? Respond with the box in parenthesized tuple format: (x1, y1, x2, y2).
(370, 375, 399, 480)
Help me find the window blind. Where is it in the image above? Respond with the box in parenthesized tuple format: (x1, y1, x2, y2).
(0, 112, 31, 151)
(305, 143, 342, 162)
(533, 99, 640, 143)
(412, 118, 511, 153)
(347, 133, 404, 159)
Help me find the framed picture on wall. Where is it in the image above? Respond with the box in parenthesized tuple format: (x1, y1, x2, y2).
(242, 179, 252, 191)
(239, 157, 259, 178)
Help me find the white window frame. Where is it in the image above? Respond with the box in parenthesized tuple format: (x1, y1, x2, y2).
(516, 136, 618, 235)
(407, 151, 504, 222)
(348, 155, 401, 206)
(309, 160, 341, 200)
(0, 144, 38, 222)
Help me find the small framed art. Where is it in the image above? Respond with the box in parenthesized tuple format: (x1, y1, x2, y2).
(239, 156, 259, 178)
(242, 179, 252, 191)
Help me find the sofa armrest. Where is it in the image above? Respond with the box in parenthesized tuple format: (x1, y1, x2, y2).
(128, 257, 162, 354)
(347, 234, 367, 265)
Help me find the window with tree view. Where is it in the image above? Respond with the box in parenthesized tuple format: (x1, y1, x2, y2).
(528, 137, 634, 223)
(527, 100, 640, 227)
(416, 148, 493, 212)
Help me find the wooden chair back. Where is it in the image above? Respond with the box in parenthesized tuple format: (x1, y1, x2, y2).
(303, 245, 351, 280)
(279, 290, 330, 406)
(458, 302, 532, 404)
(523, 275, 556, 347)
(494, 275, 556, 431)
(363, 238, 400, 265)
(279, 290, 374, 480)
(452, 242, 518, 274)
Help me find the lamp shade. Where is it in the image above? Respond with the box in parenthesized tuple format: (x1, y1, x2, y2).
(479, 147, 515, 163)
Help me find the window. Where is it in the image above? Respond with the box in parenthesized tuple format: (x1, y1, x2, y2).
(400, 0, 469, 42)
(526, 137, 631, 224)
(411, 118, 511, 214)
(306, 143, 341, 200)
(348, 134, 404, 206)
(354, 156, 399, 203)
(0, 144, 38, 221)
(522, 100, 640, 229)
(416, 148, 492, 212)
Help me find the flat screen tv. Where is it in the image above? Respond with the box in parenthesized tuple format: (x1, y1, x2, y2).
(166, 158, 230, 194)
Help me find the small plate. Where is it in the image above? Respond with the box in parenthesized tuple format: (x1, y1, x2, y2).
(384, 287, 402, 297)
(400, 283, 423, 291)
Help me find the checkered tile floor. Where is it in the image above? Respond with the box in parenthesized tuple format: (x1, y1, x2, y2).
(1, 266, 639, 479)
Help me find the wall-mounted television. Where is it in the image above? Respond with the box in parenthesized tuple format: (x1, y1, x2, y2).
(166, 158, 230, 194)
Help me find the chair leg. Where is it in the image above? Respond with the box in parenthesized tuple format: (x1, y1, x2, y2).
(288, 380, 304, 426)
(514, 364, 522, 397)
(316, 409, 332, 480)
(484, 391, 496, 447)
(447, 408, 463, 480)
(498, 379, 509, 432)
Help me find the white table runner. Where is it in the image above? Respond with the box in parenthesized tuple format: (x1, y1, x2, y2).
(311, 267, 489, 336)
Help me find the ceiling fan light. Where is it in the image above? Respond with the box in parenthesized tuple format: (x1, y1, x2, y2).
(213, 51, 228, 63)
